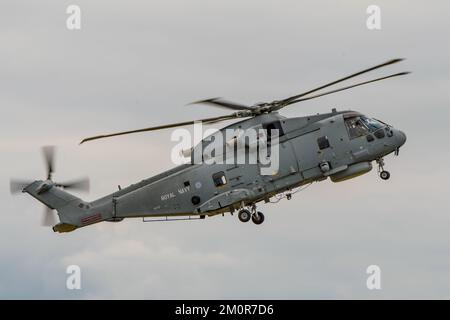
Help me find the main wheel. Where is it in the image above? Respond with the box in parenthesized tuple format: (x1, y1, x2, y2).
(238, 209, 251, 223)
(252, 211, 265, 225)
(380, 170, 390, 180)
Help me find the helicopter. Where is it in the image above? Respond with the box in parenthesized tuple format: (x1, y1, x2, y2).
(10, 58, 408, 233)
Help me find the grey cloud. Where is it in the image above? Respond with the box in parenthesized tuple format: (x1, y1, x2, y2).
(1, 0, 449, 299)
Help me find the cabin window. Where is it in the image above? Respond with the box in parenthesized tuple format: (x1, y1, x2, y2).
(317, 136, 330, 150)
(183, 181, 190, 187)
(212, 171, 227, 187)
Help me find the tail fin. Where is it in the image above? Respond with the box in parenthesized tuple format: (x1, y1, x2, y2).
(23, 180, 103, 233)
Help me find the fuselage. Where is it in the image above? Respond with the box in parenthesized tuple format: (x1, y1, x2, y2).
(89, 109, 406, 221)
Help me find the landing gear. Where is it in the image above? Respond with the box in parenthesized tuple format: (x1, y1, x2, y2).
(238, 205, 265, 225)
(380, 170, 390, 180)
(252, 211, 265, 225)
(238, 209, 251, 223)
(376, 158, 390, 180)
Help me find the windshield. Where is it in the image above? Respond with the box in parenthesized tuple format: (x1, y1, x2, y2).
(345, 117, 369, 139)
(360, 116, 385, 132)
(344, 116, 386, 139)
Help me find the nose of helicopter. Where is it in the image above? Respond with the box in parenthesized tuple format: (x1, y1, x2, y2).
(396, 130, 407, 147)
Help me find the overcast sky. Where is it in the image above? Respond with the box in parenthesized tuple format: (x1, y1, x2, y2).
(1, 0, 449, 299)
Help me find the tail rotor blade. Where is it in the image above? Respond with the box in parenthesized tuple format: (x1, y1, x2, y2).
(42, 206, 57, 226)
(42, 146, 55, 180)
(57, 177, 90, 193)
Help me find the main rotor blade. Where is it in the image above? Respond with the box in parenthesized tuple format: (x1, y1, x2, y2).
(42, 146, 55, 180)
(190, 98, 254, 111)
(10, 179, 33, 194)
(42, 206, 57, 226)
(56, 177, 90, 193)
(79, 114, 241, 144)
(285, 72, 411, 106)
(274, 58, 405, 109)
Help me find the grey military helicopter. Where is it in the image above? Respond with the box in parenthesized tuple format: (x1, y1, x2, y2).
(10, 59, 408, 233)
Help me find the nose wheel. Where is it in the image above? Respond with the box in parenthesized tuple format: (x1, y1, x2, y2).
(377, 158, 390, 180)
(238, 205, 265, 225)
(380, 170, 390, 180)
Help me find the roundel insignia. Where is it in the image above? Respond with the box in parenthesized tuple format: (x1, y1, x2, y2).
(195, 181, 202, 189)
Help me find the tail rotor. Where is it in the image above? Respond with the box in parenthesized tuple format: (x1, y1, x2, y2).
(10, 146, 90, 226)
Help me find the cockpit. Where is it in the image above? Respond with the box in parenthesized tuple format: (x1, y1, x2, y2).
(344, 115, 387, 139)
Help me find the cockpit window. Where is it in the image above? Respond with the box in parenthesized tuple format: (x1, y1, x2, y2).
(345, 116, 386, 139)
(345, 117, 369, 139)
(360, 116, 385, 132)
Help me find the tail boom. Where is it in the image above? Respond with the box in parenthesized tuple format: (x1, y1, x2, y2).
(23, 180, 111, 233)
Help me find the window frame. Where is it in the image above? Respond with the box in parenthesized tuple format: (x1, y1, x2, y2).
(212, 171, 227, 187)
(317, 136, 330, 150)
(344, 117, 370, 139)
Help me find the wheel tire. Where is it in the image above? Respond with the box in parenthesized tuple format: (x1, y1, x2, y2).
(380, 171, 390, 180)
(252, 211, 265, 225)
(238, 209, 251, 223)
